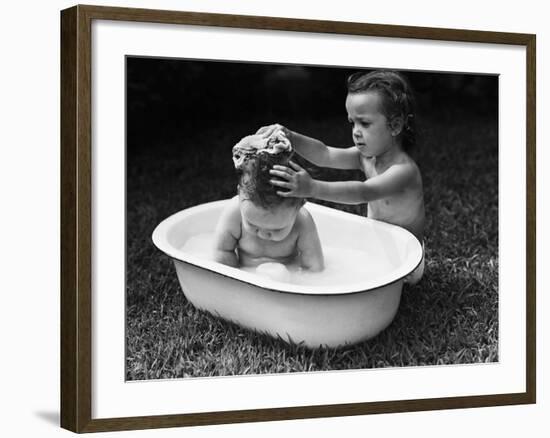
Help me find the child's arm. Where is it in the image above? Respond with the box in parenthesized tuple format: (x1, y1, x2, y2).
(212, 198, 241, 267)
(271, 161, 415, 204)
(257, 123, 361, 170)
(295, 209, 324, 272)
(290, 131, 361, 170)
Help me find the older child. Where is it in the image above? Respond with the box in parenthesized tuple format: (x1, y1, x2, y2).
(212, 128, 324, 276)
(260, 70, 425, 283)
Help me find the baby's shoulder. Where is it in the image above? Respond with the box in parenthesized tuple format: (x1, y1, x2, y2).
(295, 206, 316, 232)
(222, 195, 242, 216)
(216, 196, 242, 236)
(297, 204, 313, 219)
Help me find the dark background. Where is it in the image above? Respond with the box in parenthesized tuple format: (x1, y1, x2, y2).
(126, 57, 499, 379)
(127, 57, 497, 149)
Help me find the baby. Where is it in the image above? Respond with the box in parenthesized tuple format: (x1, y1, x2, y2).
(212, 128, 325, 276)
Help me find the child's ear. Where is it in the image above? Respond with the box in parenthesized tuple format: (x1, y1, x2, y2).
(389, 116, 405, 137)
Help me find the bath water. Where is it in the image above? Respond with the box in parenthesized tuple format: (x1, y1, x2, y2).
(181, 233, 397, 287)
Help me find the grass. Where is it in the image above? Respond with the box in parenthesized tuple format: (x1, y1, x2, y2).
(126, 113, 498, 380)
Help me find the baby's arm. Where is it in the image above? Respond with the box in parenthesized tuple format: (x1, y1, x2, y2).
(257, 124, 361, 170)
(295, 208, 324, 272)
(212, 197, 241, 267)
(272, 161, 415, 204)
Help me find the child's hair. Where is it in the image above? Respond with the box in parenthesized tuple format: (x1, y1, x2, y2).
(347, 70, 416, 151)
(237, 150, 303, 210)
(233, 131, 304, 210)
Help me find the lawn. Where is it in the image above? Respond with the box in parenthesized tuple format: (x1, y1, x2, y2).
(126, 112, 498, 380)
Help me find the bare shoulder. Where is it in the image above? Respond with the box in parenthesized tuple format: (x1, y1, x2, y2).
(405, 155, 422, 182)
(391, 154, 422, 184)
(215, 196, 242, 239)
(295, 206, 316, 233)
(294, 205, 324, 271)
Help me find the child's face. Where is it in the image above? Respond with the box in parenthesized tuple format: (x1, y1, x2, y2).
(240, 199, 299, 241)
(345, 91, 396, 158)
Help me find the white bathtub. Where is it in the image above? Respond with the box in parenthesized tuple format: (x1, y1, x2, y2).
(152, 199, 422, 349)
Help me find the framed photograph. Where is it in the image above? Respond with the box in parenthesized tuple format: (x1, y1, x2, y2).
(60, 4, 536, 433)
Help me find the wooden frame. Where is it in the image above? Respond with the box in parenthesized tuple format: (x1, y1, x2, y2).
(60, 4, 536, 433)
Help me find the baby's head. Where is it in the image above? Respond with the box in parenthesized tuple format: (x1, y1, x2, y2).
(233, 129, 304, 241)
(347, 70, 416, 151)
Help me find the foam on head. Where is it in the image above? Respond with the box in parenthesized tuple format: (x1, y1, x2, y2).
(232, 128, 302, 211)
(232, 128, 292, 170)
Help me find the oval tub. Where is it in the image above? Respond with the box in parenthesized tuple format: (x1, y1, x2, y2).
(152, 199, 422, 349)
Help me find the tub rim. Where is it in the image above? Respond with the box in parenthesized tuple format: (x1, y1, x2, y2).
(152, 199, 423, 296)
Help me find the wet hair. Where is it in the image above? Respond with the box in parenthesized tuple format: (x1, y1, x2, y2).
(347, 70, 416, 151)
(236, 150, 304, 211)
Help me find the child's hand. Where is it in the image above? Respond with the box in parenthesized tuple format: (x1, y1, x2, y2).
(270, 161, 315, 198)
(256, 123, 290, 139)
